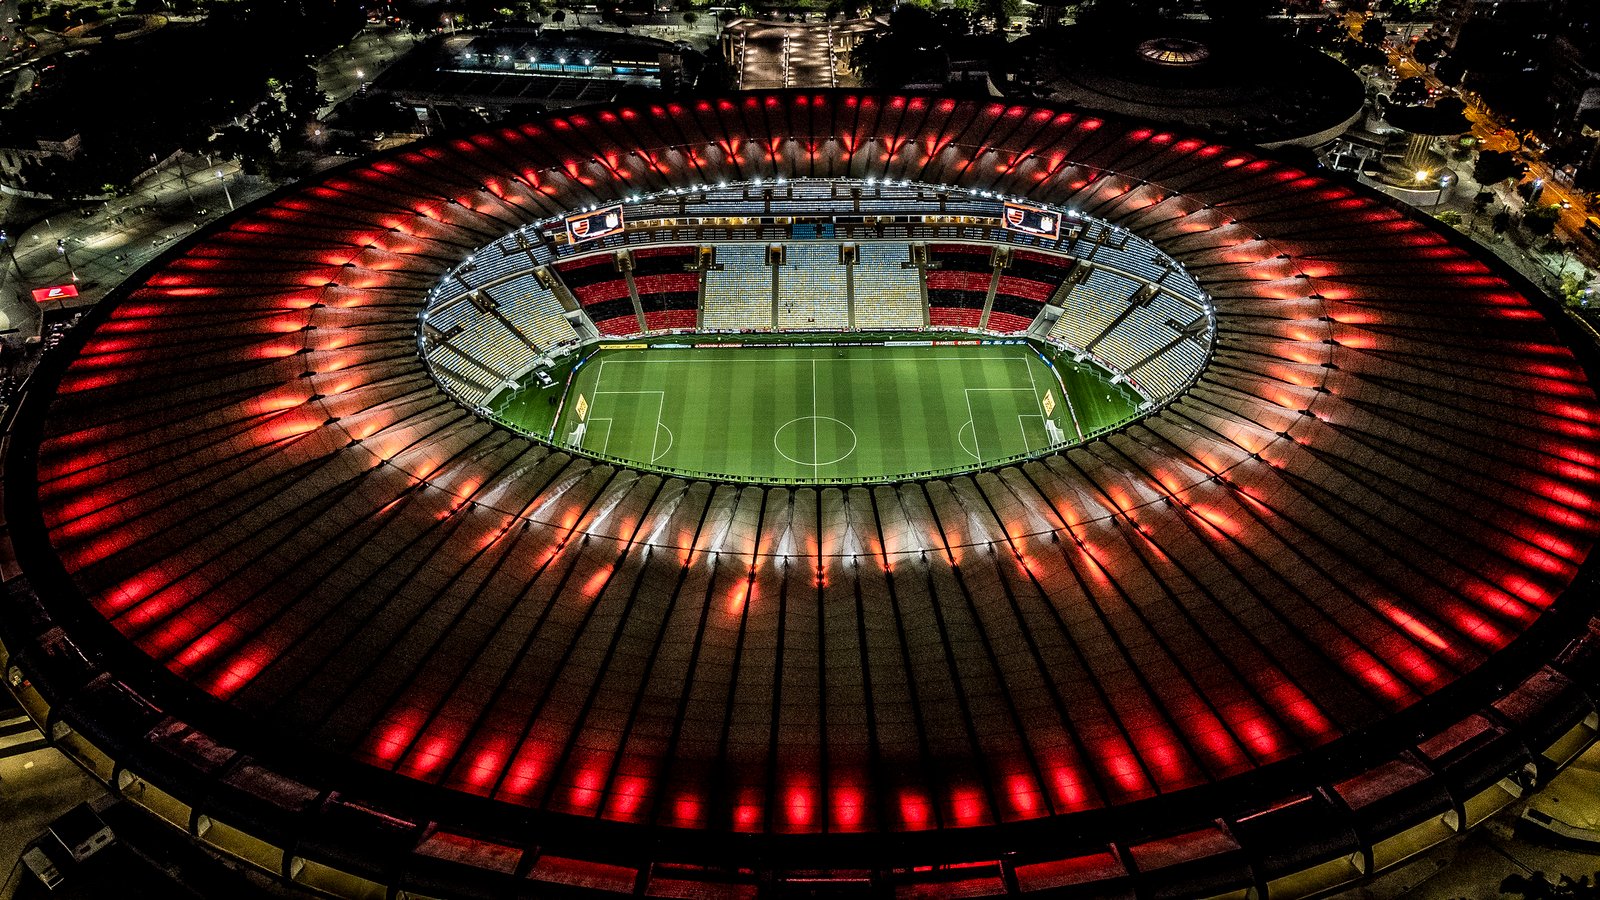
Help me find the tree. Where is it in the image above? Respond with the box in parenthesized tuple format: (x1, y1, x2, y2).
(1413, 35, 1444, 65)
(1203, 0, 1279, 20)
(463, 0, 507, 25)
(283, 69, 329, 124)
(1339, 38, 1385, 71)
(551, 8, 566, 22)
(1391, 76, 1427, 106)
(1472, 150, 1524, 186)
(1491, 209, 1512, 237)
(1469, 188, 1493, 227)
(211, 123, 276, 176)
(682, 10, 697, 24)
(1072, 0, 1164, 29)
(1303, 13, 1345, 50)
(1524, 203, 1562, 239)
(1359, 16, 1386, 46)
(979, 0, 1020, 32)
(933, 5, 971, 36)
(1436, 209, 1461, 227)
(1433, 54, 1465, 86)
(1388, 0, 1432, 18)
(1560, 272, 1594, 307)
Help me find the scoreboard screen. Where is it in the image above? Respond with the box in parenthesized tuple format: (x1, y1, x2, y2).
(565, 204, 625, 243)
(1002, 202, 1060, 239)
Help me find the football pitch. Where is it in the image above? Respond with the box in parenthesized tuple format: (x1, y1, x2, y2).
(511, 343, 1141, 483)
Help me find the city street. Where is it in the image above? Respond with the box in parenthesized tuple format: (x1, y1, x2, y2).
(1385, 43, 1599, 267)
(0, 20, 425, 346)
(731, 19, 867, 90)
(0, 156, 267, 342)
(314, 23, 422, 115)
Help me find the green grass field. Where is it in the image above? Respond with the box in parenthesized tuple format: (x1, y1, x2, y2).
(495, 341, 1141, 483)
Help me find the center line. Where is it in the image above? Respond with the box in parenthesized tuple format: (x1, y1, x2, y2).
(811, 358, 818, 472)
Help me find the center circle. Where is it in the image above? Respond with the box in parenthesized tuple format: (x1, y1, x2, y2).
(774, 415, 858, 467)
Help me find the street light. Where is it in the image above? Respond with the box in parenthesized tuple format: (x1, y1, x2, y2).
(165, 151, 195, 208)
(0, 230, 24, 285)
(56, 238, 76, 283)
(217, 169, 234, 212)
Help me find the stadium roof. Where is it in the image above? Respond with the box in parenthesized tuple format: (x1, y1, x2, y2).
(4, 92, 1600, 898)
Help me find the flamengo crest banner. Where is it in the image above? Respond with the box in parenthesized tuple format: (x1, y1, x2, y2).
(1002, 201, 1059, 239)
(566, 204, 625, 243)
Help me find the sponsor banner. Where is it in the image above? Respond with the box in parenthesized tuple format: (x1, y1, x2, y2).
(1042, 391, 1057, 417)
(574, 394, 589, 421)
(565, 204, 625, 243)
(31, 283, 77, 304)
(600, 343, 649, 350)
(1002, 201, 1060, 239)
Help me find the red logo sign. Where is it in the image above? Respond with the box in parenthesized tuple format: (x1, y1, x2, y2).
(1002, 201, 1060, 239)
(565, 204, 625, 244)
(31, 284, 78, 303)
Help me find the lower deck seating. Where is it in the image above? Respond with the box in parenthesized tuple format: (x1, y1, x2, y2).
(930, 307, 983, 329)
(702, 244, 774, 330)
(572, 278, 630, 307)
(986, 311, 1035, 334)
(988, 289, 1045, 335)
(644, 309, 697, 331)
(778, 244, 848, 329)
(635, 271, 701, 331)
(852, 243, 923, 329)
(595, 315, 642, 338)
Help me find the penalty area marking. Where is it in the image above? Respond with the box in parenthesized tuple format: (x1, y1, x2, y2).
(584, 418, 614, 457)
(587, 355, 668, 462)
(962, 387, 1039, 463)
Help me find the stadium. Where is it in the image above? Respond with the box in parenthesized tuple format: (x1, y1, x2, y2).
(3, 91, 1600, 899)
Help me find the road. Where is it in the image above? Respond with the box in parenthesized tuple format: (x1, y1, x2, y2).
(314, 23, 422, 116)
(0, 156, 271, 339)
(730, 19, 873, 90)
(1383, 42, 1598, 266)
(733, 20, 838, 89)
(0, 19, 429, 344)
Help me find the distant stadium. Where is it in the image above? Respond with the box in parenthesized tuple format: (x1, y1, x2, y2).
(4, 92, 1600, 900)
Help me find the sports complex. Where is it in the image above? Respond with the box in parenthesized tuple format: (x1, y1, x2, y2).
(3, 92, 1600, 899)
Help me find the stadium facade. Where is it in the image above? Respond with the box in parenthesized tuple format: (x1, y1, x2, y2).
(3, 92, 1600, 899)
